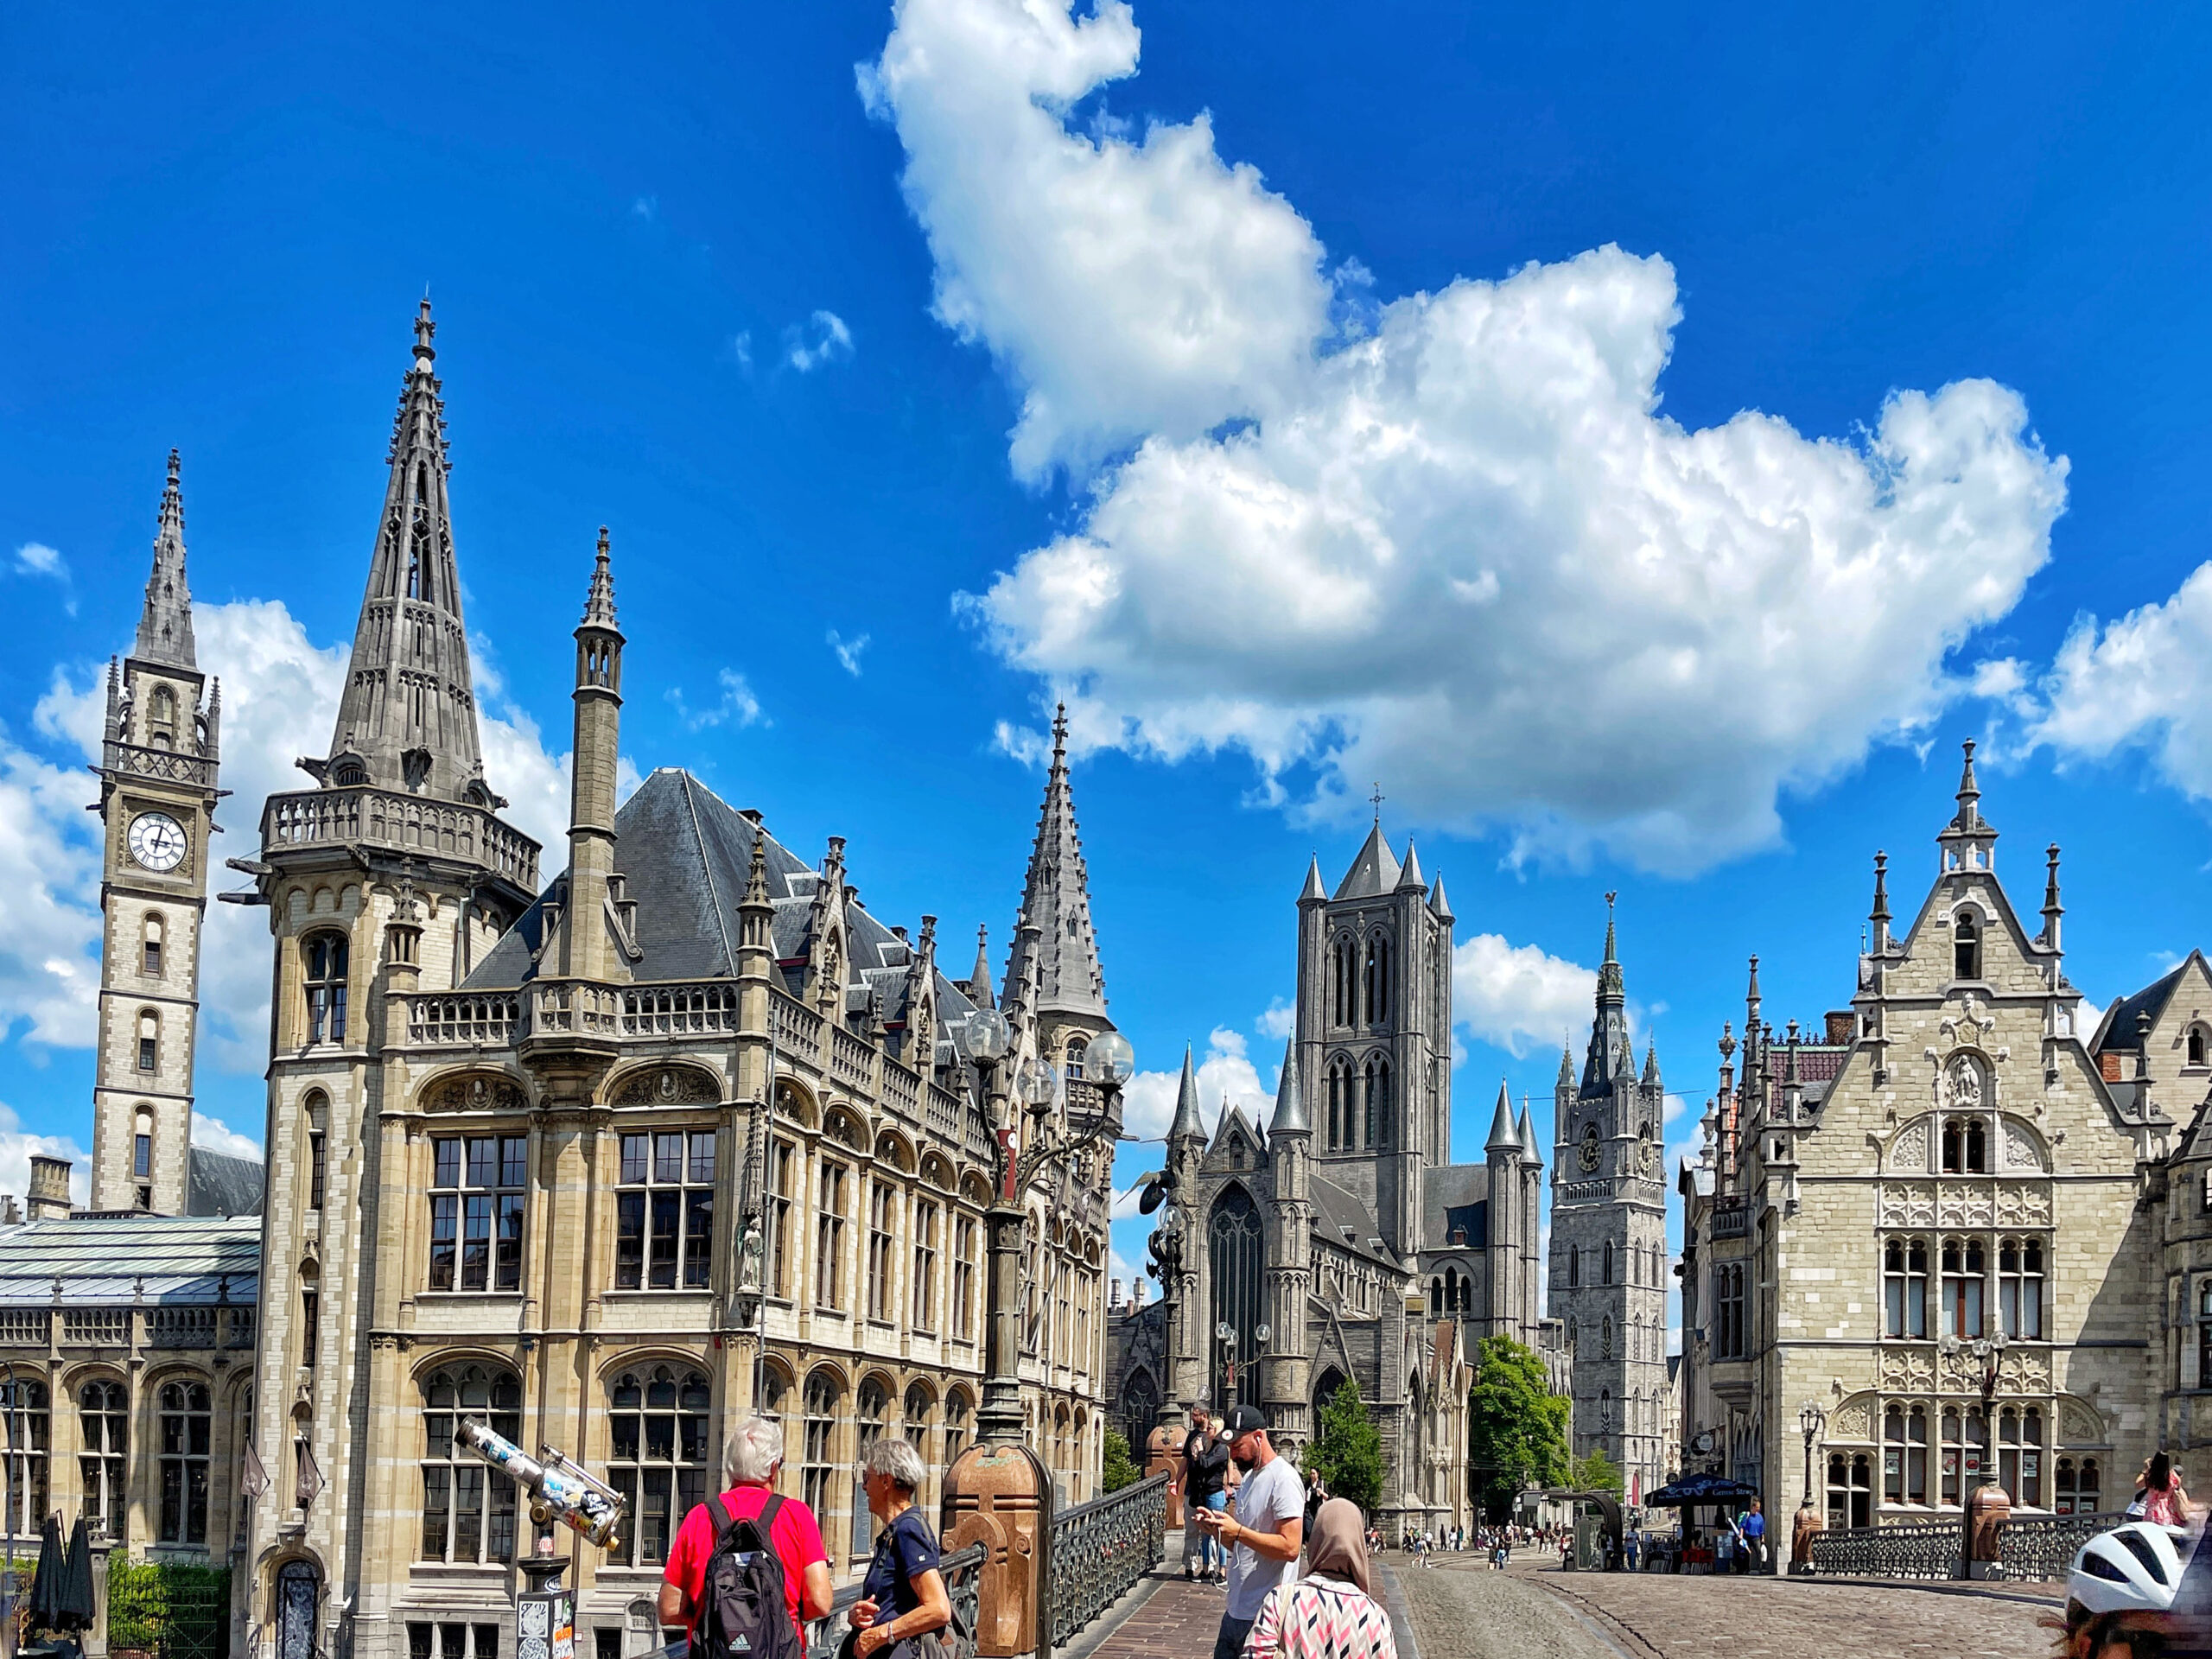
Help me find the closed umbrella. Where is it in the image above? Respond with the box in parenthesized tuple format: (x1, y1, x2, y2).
(26, 1512, 61, 1632)
(56, 1516, 94, 1634)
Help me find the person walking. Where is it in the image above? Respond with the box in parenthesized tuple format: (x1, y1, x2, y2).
(1243, 1498, 1398, 1659)
(659, 1414, 834, 1658)
(1192, 1404, 1304, 1659)
(1185, 1407, 1232, 1582)
(2136, 1453, 2197, 1528)
(1739, 1499, 1766, 1573)
(844, 1438, 950, 1659)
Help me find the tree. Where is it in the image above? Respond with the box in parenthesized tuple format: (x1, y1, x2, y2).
(1465, 1335, 1571, 1521)
(1306, 1377, 1384, 1515)
(1570, 1446, 1624, 1495)
(1101, 1427, 1141, 1493)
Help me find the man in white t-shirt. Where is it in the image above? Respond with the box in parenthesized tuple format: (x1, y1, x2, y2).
(1192, 1404, 1305, 1659)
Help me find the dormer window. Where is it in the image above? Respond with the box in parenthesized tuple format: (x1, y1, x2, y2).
(2190, 1027, 2209, 1069)
(1954, 912, 1981, 981)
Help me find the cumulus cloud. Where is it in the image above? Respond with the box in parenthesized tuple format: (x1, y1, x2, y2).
(1255, 998, 1294, 1040)
(1117, 1026, 1271, 1142)
(667, 669, 766, 731)
(785, 311, 854, 372)
(14, 598, 576, 1074)
(1452, 932, 1597, 1059)
(867, 0, 2071, 872)
(827, 630, 871, 677)
(2028, 562, 2212, 802)
(14, 543, 64, 578)
(192, 1110, 264, 1161)
(0, 1104, 89, 1205)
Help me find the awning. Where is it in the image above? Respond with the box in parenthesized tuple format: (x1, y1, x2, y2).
(1644, 1474, 1760, 1507)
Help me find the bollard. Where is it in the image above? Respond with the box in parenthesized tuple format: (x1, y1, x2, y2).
(943, 1441, 1053, 1658)
(1964, 1483, 2011, 1582)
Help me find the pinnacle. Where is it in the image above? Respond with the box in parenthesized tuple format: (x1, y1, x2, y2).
(1427, 868, 1453, 923)
(1168, 1045, 1205, 1143)
(1484, 1081, 1519, 1154)
(1009, 702, 1107, 1018)
(968, 925, 995, 1008)
(582, 526, 620, 627)
(1269, 1040, 1309, 1136)
(133, 448, 196, 671)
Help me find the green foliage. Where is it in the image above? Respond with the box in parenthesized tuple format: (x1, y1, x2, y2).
(1570, 1446, 1624, 1495)
(107, 1560, 232, 1651)
(1305, 1377, 1384, 1515)
(1465, 1335, 1572, 1522)
(1101, 1427, 1141, 1494)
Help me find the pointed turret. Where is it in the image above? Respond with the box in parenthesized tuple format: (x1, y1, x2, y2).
(1167, 1044, 1206, 1145)
(1269, 1041, 1309, 1137)
(1332, 821, 1402, 899)
(1485, 1081, 1520, 1154)
(967, 924, 995, 1008)
(1938, 739, 1999, 869)
(1870, 850, 1892, 952)
(2042, 842, 2065, 950)
(1558, 1046, 1574, 1088)
(1955, 739, 1984, 830)
(1427, 869, 1454, 925)
(1643, 1039, 1661, 1089)
(321, 300, 497, 804)
(1516, 1101, 1542, 1166)
(1395, 840, 1427, 894)
(133, 449, 197, 671)
(1007, 703, 1108, 1018)
(558, 527, 629, 982)
(1580, 893, 1632, 1097)
(1300, 855, 1326, 905)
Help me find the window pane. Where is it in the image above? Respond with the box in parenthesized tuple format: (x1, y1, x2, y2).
(462, 1195, 492, 1290)
(620, 1135, 648, 1185)
(651, 1192, 680, 1289)
(689, 1133, 715, 1185)
(615, 1192, 645, 1289)
(684, 1192, 714, 1289)
(497, 1195, 524, 1292)
(429, 1195, 458, 1290)
(467, 1139, 498, 1190)
(501, 1137, 528, 1190)
(435, 1139, 461, 1190)
(654, 1134, 683, 1185)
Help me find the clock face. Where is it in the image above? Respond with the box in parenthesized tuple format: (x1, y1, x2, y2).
(128, 811, 188, 873)
(1579, 1129, 1602, 1172)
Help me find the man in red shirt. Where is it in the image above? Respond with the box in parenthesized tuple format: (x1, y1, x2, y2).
(658, 1415, 835, 1644)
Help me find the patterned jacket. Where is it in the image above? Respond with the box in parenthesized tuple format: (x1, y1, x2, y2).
(1243, 1574, 1399, 1659)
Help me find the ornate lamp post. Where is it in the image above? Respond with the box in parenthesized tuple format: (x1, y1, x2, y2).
(1797, 1401, 1826, 1507)
(1792, 1400, 1827, 1575)
(1213, 1320, 1270, 1411)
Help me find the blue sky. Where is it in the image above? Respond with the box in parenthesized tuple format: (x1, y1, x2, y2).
(4, 2, 2212, 1333)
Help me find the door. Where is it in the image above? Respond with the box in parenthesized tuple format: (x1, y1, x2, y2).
(275, 1562, 318, 1659)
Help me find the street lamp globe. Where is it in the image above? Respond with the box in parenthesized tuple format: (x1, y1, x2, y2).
(1015, 1055, 1060, 1108)
(1798, 1402, 1825, 1439)
(1255, 1323, 1272, 1346)
(1089, 1031, 1136, 1084)
(967, 1008, 1012, 1062)
(1217, 1322, 1235, 1342)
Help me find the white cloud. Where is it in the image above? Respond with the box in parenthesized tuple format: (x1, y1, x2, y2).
(14, 543, 64, 577)
(827, 630, 871, 677)
(0, 1103, 89, 1206)
(1117, 1026, 1269, 1141)
(14, 598, 575, 1074)
(668, 669, 766, 731)
(732, 332, 754, 373)
(1255, 998, 1294, 1040)
(1452, 933, 1596, 1059)
(192, 1110, 264, 1162)
(2028, 562, 2212, 802)
(785, 310, 855, 372)
(632, 195, 658, 220)
(869, 0, 2070, 873)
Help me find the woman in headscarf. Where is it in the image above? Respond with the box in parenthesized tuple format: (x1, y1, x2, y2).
(1243, 1498, 1398, 1659)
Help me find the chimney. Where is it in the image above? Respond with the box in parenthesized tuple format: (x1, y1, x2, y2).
(1109, 1277, 1123, 1311)
(26, 1156, 72, 1223)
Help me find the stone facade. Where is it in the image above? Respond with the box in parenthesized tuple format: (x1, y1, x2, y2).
(1107, 828, 1540, 1535)
(1546, 906, 1671, 1503)
(1677, 747, 2171, 1553)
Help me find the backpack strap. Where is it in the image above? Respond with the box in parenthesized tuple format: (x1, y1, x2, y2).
(755, 1494, 786, 1547)
(708, 1495, 736, 1541)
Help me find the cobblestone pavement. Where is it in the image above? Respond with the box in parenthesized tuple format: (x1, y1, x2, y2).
(1397, 1558, 2057, 1659)
(1079, 1568, 1234, 1659)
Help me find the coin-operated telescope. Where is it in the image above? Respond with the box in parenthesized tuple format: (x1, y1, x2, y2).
(454, 1416, 627, 1551)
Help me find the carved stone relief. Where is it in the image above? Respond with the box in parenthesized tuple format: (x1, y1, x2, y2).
(610, 1065, 721, 1107)
(2062, 1400, 2105, 1444)
(1880, 1182, 1936, 1227)
(423, 1073, 527, 1113)
(2003, 1120, 2046, 1173)
(1892, 1120, 1928, 1170)
(1830, 1397, 1873, 1441)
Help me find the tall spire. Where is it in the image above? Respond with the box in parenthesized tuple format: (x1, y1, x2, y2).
(321, 300, 495, 804)
(1427, 869, 1454, 924)
(1484, 1080, 1520, 1154)
(133, 449, 197, 670)
(584, 525, 618, 626)
(1581, 893, 1630, 1096)
(1954, 739, 1983, 830)
(967, 924, 995, 1008)
(1167, 1044, 1206, 1144)
(1007, 702, 1107, 1018)
(1268, 1041, 1309, 1136)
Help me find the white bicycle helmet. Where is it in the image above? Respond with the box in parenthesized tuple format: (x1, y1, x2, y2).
(2070, 1522, 2185, 1615)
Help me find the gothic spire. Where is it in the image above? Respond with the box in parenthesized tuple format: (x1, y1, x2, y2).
(1581, 893, 1630, 1097)
(584, 525, 618, 626)
(967, 924, 995, 1009)
(1300, 855, 1326, 905)
(1268, 1040, 1309, 1137)
(1955, 739, 1983, 830)
(322, 300, 495, 804)
(1395, 839, 1427, 894)
(133, 449, 197, 670)
(1427, 869, 1454, 925)
(1516, 1100, 1542, 1166)
(1007, 702, 1107, 1018)
(1484, 1080, 1520, 1154)
(1167, 1044, 1206, 1145)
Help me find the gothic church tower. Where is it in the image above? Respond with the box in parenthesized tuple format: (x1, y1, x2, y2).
(91, 452, 222, 1215)
(1547, 899, 1669, 1500)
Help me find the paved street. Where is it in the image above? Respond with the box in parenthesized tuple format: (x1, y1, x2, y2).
(1393, 1558, 2055, 1659)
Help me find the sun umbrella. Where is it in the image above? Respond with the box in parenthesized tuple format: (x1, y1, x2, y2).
(55, 1516, 93, 1634)
(25, 1512, 61, 1632)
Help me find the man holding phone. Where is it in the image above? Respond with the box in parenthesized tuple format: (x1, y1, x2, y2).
(1192, 1404, 1303, 1659)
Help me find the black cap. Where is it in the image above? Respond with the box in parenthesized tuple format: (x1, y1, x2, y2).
(1223, 1404, 1268, 1438)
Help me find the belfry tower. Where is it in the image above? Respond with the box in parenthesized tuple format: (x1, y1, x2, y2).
(90, 453, 223, 1214)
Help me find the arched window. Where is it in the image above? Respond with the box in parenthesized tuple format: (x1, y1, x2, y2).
(904, 1384, 937, 1504)
(0, 1379, 46, 1536)
(1999, 1237, 2044, 1338)
(1363, 936, 1391, 1027)
(1567, 1247, 1579, 1289)
(1884, 1404, 1929, 1506)
(150, 685, 176, 740)
(608, 1366, 709, 1566)
(137, 1010, 159, 1072)
(1064, 1037, 1088, 1082)
(1327, 1059, 1351, 1150)
(1954, 912, 1981, 981)
(305, 932, 348, 1045)
(421, 1365, 521, 1562)
(79, 1381, 127, 1544)
(801, 1370, 842, 1525)
(1331, 937, 1354, 1027)
(157, 1380, 211, 1545)
(1827, 1451, 1873, 1529)
(1884, 1237, 1929, 1338)
(944, 1388, 974, 1471)
(1363, 1057, 1391, 1147)
(1429, 1277, 1442, 1316)
(1209, 1187, 1265, 1412)
(854, 1379, 889, 1550)
(1604, 1242, 1615, 1286)
(143, 913, 164, 979)
(305, 1092, 329, 1211)
(133, 1105, 155, 1204)
(1601, 1316, 1612, 1359)
(2192, 1027, 2210, 1068)
(1942, 1238, 1986, 1337)
(1999, 1407, 2043, 1507)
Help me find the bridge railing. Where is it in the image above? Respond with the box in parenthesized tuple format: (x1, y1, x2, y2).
(804, 1541, 986, 1659)
(1805, 1510, 2132, 1581)
(1046, 1473, 1169, 1653)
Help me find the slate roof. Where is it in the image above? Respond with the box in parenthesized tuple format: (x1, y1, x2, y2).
(1421, 1162, 1491, 1251)
(185, 1147, 264, 1217)
(0, 1215, 260, 1305)
(467, 768, 983, 1030)
(2091, 961, 2193, 1054)
(1332, 824, 1402, 901)
(1308, 1171, 1400, 1268)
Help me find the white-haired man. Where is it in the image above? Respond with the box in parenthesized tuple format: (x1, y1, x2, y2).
(659, 1414, 835, 1650)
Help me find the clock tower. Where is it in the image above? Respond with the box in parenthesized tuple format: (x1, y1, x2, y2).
(90, 451, 223, 1215)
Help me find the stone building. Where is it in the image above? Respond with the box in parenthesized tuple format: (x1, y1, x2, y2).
(1676, 747, 2167, 1554)
(25, 305, 1113, 1659)
(1546, 905, 1671, 1504)
(1107, 826, 1541, 1535)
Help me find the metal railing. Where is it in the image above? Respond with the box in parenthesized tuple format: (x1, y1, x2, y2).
(1805, 1510, 2131, 1581)
(104, 739, 219, 788)
(804, 1541, 985, 1659)
(1046, 1473, 1168, 1650)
